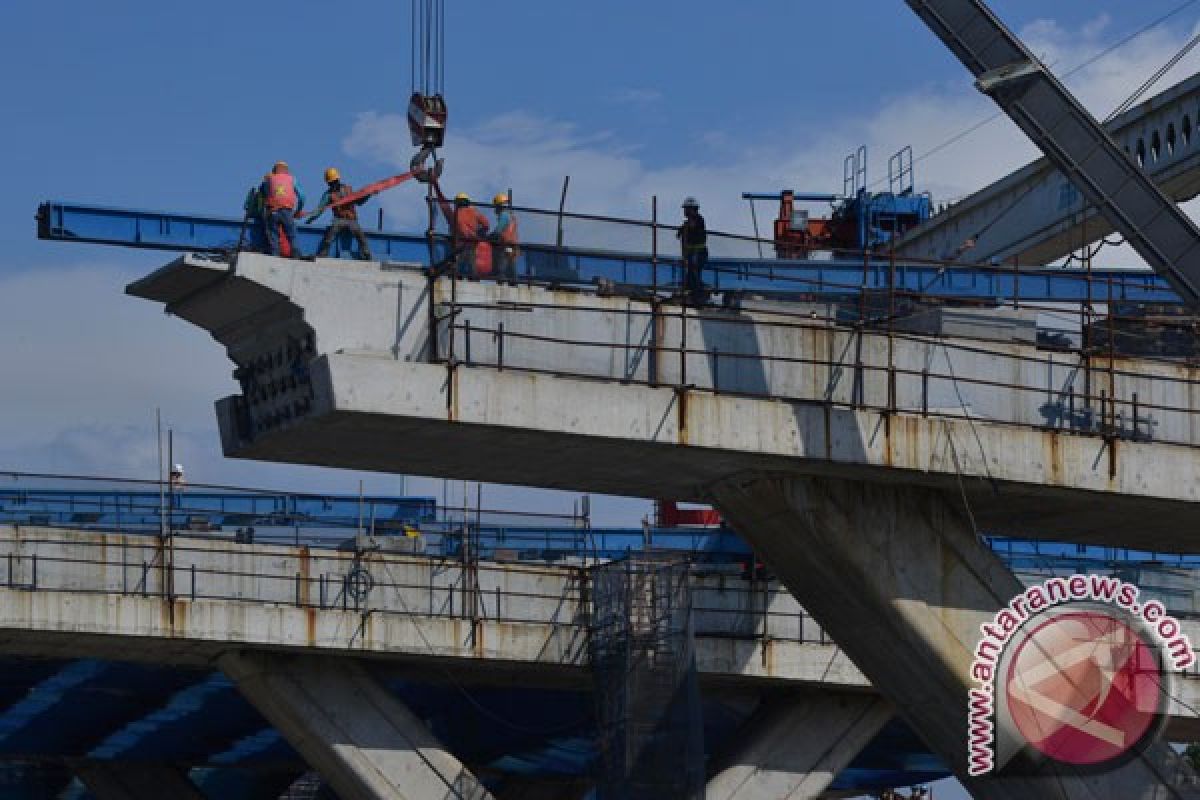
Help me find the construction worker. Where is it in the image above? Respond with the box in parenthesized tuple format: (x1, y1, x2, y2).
(262, 161, 306, 258)
(491, 193, 519, 285)
(307, 167, 373, 261)
(677, 196, 709, 304)
(169, 463, 185, 489)
(435, 186, 491, 277)
(242, 175, 269, 252)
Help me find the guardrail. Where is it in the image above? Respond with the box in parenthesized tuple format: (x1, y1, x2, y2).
(0, 529, 822, 647)
(435, 279, 1200, 452)
(38, 199, 1183, 305)
(3, 528, 1199, 675)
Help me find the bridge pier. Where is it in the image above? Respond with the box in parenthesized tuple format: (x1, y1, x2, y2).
(72, 761, 205, 800)
(709, 474, 1197, 800)
(706, 692, 892, 800)
(218, 651, 494, 800)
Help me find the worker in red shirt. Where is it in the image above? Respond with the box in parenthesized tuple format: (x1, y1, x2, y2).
(262, 161, 306, 258)
(435, 187, 491, 277)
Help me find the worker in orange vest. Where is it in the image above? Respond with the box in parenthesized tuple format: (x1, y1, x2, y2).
(435, 187, 491, 277)
(262, 161, 306, 258)
(491, 193, 520, 286)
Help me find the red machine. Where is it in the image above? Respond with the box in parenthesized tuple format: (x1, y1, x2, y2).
(656, 500, 723, 527)
(770, 190, 853, 259)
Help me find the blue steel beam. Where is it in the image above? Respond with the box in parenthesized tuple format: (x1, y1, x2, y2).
(38, 200, 433, 263)
(38, 200, 1182, 304)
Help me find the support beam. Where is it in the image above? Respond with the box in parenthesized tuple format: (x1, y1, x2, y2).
(218, 651, 494, 800)
(906, 0, 1200, 307)
(73, 761, 206, 800)
(895, 73, 1200, 266)
(706, 693, 893, 800)
(708, 475, 1197, 799)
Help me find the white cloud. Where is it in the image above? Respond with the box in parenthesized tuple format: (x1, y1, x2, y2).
(344, 12, 1200, 271)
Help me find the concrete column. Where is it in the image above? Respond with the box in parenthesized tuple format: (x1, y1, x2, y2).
(73, 761, 206, 800)
(706, 693, 892, 800)
(218, 651, 493, 800)
(709, 474, 1197, 800)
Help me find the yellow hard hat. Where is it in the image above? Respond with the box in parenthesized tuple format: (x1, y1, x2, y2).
(455, 192, 470, 204)
(493, 193, 510, 206)
(324, 167, 340, 183)
(273, 161, 289, 172)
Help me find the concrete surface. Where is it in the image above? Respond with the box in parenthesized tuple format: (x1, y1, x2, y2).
(219, 650, 493, 800)
(1, 526, 1199, 734)
(127, 254, 1200, 551)
(706, 693, 894, 800)
(709, 474, 1198, 800)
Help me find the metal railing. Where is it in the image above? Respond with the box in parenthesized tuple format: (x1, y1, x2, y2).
(0, 529, 822, 648)
(419, 201, 1200, 457)
(2, 528, 1198, 672)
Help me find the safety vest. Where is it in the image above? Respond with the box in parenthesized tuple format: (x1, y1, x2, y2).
(497, 211, 519, 245)
(330, 184, 358, 221)
(453, 207, 492, 275)
(455, 206, 489, 242)
(266, 173, 298, 211)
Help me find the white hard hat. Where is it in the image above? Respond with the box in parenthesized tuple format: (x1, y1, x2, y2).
(171, 464, 184, 474)
(682, 196, 699, 208)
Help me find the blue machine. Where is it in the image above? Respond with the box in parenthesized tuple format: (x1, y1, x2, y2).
(744, 146, 934, 255)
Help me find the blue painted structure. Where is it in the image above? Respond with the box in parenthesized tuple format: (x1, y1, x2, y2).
(37, 201, 1182, 304)
(5, 489, 1199, 572)
(0, 656, 938, 799)
(0, 489, 436, 536)
(839, 187, 934, 250)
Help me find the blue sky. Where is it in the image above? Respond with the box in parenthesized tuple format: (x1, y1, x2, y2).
(4, 2, 1200, 797)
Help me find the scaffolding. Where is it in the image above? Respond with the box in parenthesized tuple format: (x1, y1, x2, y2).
(589, 557, 704, 799)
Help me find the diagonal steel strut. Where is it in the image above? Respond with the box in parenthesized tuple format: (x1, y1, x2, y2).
(906, 0, 1200, 307)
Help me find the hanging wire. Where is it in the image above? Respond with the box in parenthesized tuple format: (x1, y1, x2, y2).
(1105, 30, 1200, 123)
(411, 0, 445, 97)
(869, 0, 1200, 189)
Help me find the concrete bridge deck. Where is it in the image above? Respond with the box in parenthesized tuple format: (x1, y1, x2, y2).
(0, 525, 859, 690)
(2, 525, 1199, 734)
(128, 253, 1200, 797)
(130, 253, 1200, 552)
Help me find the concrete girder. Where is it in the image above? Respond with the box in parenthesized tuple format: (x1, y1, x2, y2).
(218, 651, 493, 800)
(706, 692, 893, 800)
(72, 761, 206, 800)
(895, 72, 1200, 266)
(126, 255, 1200, 552)
(708, 474, 1198, 800)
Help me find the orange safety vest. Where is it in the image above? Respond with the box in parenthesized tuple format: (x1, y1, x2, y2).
(266, 173, 298, 211)
(451, 206, 492, 275)
(454, 206, 489, 241)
